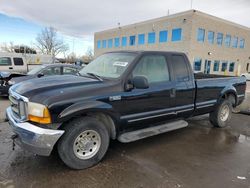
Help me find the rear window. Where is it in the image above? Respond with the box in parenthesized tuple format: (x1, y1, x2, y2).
(13, 58, 24, 66)
(0, 57, 11, 66)
(171, 55, 189, 82)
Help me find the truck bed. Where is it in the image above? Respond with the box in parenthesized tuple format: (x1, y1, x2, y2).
(194, 73, 233, 79)
(194, 73, 246, 115)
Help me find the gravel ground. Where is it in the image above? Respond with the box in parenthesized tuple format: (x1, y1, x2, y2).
(0, 97, 9, 123)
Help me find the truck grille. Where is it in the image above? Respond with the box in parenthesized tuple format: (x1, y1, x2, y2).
(9, 91, 28, 121)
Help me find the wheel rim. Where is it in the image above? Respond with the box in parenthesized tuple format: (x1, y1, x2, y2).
(73, 130, 101, 160)
(220, 105, 230, 122)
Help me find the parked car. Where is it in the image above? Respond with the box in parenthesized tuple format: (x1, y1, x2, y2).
(241, 72, 250, 81)
(0, 64, 80, 96)
(6, 51, 246, 169)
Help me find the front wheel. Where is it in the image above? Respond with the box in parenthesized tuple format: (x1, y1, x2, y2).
(57, 117, 110, 170)
(209, 99, 232, 128)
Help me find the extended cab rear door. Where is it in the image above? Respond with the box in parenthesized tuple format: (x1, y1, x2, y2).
(167, 54, 195, 118)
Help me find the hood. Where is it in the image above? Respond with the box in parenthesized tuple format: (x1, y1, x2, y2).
(11, 74, 106, 103)
(11, 75, 36, 84)
(0, 71, 26, 79)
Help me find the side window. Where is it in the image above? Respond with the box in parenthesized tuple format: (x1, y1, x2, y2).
(41, 67, 61, 76)
(171, 55, 189, 82)
(13, 58, 24, 66)
(0, 57, 11, 66)
(133, 55, 170, 84)
(63, 67, 78, 75)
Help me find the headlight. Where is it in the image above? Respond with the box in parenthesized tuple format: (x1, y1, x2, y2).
(28, 102, 51, 124)
(8, 80, 15, 85)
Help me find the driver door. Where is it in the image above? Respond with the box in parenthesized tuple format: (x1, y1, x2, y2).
(120, 53, 175, 125)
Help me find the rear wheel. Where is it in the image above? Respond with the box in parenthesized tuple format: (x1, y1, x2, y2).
(209, 99, 232, 128)
(57, 117, 110, 170)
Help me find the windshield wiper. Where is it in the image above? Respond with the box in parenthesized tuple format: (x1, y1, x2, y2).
(86, 72, 103, 81)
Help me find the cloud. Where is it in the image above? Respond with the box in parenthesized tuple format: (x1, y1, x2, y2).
(0, 0, 250, 37)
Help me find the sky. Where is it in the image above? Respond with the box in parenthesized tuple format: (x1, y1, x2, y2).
(0, 0, 250, 57)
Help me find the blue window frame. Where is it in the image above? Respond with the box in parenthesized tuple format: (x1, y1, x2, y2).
(229, 62, 235, 72)
(239, 38, 245, 48)
(97, 40, 101, 49)
(197, 28, 205, 42)
(193, 58, 202, 71)
(148, 32, 156, 44)
(225, 35, 231, 47)
(138, 34, 145, 45)
(122, 37, 127, 47)
(102, 40, 107, 48)
(130, 35, 136, 46)
(208, 31, 214, 44)
(221, 61, 228, 72)
(217, 33, 223, 46)
(232, 37, 238, 48)
(114, 38, 120, 47)
(108, 39, 113, 48)
(172, 28, 182, 42)
(213, 60, 220, 72)
(159, 30, 168, 43)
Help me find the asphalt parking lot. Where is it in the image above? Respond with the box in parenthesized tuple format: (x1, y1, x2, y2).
(0, 83, 249, 188)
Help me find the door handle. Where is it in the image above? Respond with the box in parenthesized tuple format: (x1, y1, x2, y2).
(170, 88, 176, 98)
(9, 67, 13, 70)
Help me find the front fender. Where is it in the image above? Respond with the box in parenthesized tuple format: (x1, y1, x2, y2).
(58, 100, 118, 121)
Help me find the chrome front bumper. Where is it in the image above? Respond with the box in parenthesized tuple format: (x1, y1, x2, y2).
(6, 107, 64, 156)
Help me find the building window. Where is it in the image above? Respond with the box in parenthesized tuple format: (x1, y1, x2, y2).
(193, 58, 202, 71)
(138, 34, 145, 45)
(108, 39, 113, 48)
(148, 32, 156, 44)
(159, 30, 168, 43)
(229, 62, 235, 72)
(232, 37, 238, 48)
(102, 40, 107, 48)
(122, 37, 127, 47)
(208, 31, 214, 44)
(197, 28, 205, 42)
(217, 33, 223, 46)
(221, 61, 228, 72)
(172, 28, 182, 42)
(239, 38, 245, 48)
(213, 60, 220, 72)
(130, 35, 136, 46)
(97, 40, 101, 49)
(114, 38, 120, 47)
(225, 35, 231, 47)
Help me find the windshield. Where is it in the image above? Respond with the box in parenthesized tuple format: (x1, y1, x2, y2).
(79, 53, 137, 79)
(27, 66, 44, 75)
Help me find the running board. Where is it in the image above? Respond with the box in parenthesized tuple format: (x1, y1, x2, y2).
(118, 120, 188, 143)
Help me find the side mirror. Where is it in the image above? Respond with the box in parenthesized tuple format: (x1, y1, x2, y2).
(37, 73, 44, 78)
(133, 76, 149, 89)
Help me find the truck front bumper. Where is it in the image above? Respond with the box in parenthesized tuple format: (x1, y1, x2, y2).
(6, 107, 64, 156)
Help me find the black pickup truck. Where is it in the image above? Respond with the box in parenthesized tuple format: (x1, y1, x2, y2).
(6, 51, 246, 169)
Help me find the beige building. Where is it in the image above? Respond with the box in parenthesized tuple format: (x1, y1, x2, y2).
(94, 10, 250, 75)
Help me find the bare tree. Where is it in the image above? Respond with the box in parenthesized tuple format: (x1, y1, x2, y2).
(0, 42, 15, 52)
(85, 47, 94, 61)
(0, 42, 36, 54)
(36, 27, 68, 57)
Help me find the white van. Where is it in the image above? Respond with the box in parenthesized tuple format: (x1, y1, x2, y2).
(0, 52, 53, 73)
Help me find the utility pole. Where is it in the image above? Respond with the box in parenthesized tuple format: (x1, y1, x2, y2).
(191, 0, 193, 9)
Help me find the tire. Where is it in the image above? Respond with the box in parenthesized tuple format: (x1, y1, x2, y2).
(209, 99, 232, 128)
(57, 116, 110, 170)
